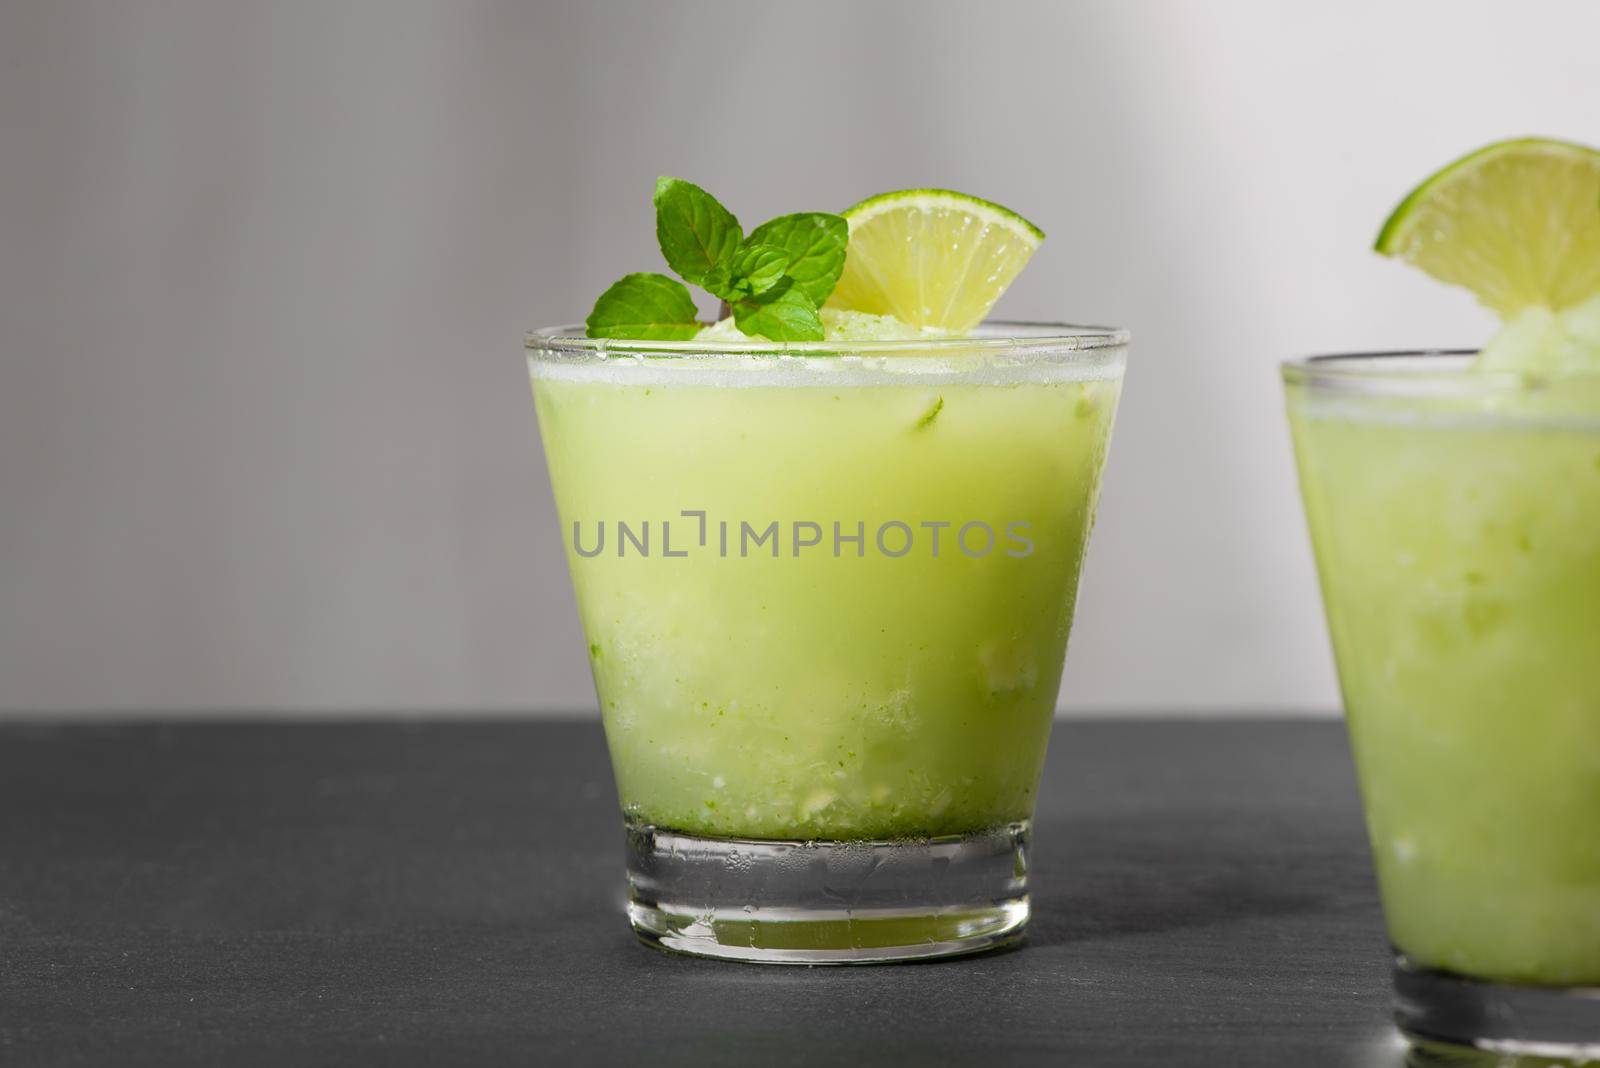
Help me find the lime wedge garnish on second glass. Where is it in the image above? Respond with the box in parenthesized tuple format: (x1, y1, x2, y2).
(1376, 138, 1600, 316)
(826, 189, 1044, 333)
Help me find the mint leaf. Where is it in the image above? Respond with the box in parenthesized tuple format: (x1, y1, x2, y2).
(732, 278, 823, 342)
(703, 243, 793, 301)
(654, 177, 741, 286)
(585, 273, 701, 339)
(747, 213, 848, 304)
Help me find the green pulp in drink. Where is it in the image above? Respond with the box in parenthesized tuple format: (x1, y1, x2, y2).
(1287, 387, 1600, 986)
(533, 356, 1119, 841)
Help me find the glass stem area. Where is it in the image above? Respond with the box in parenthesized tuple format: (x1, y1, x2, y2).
(624, 819, 1031, 964)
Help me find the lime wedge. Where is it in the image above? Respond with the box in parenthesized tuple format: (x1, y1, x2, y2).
(1376, 138, 1600, 315)
(826, 189, 1044, 332)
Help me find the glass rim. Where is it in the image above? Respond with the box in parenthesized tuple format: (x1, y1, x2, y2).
(1280, 348, 1600, 393)
(1284, 349, 1474, 389)
(526, 319, 1129, 361)
(1282, 351, 1600, 432)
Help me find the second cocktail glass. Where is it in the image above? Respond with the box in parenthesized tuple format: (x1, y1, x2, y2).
(1286, 352, 1600, 1059)
(530, 322, 1126, 962)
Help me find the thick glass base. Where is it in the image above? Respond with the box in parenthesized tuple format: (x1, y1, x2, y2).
(1396, 955, 1600, 1065)
(623, 818, 1030, 964)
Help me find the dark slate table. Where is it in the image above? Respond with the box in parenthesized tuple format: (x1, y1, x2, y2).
(0, 718, 1407, 1067)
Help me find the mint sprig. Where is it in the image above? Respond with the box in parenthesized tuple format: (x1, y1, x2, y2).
(586, 178, 848, 343)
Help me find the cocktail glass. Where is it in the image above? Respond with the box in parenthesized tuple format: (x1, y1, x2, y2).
(528, 322, 1126, 963)
(1285, 351, 1600, 1059)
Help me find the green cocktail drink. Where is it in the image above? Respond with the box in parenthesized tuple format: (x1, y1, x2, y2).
(534, 334, 1120, 842)
(529, 325, 1124, 961)
(1287, 139, 1600, 1056)
(533, 178, 1127, 961)
(1288, 363, 1600, 987)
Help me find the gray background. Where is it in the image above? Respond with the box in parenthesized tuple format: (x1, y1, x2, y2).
(3, 0, 1596, 715)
